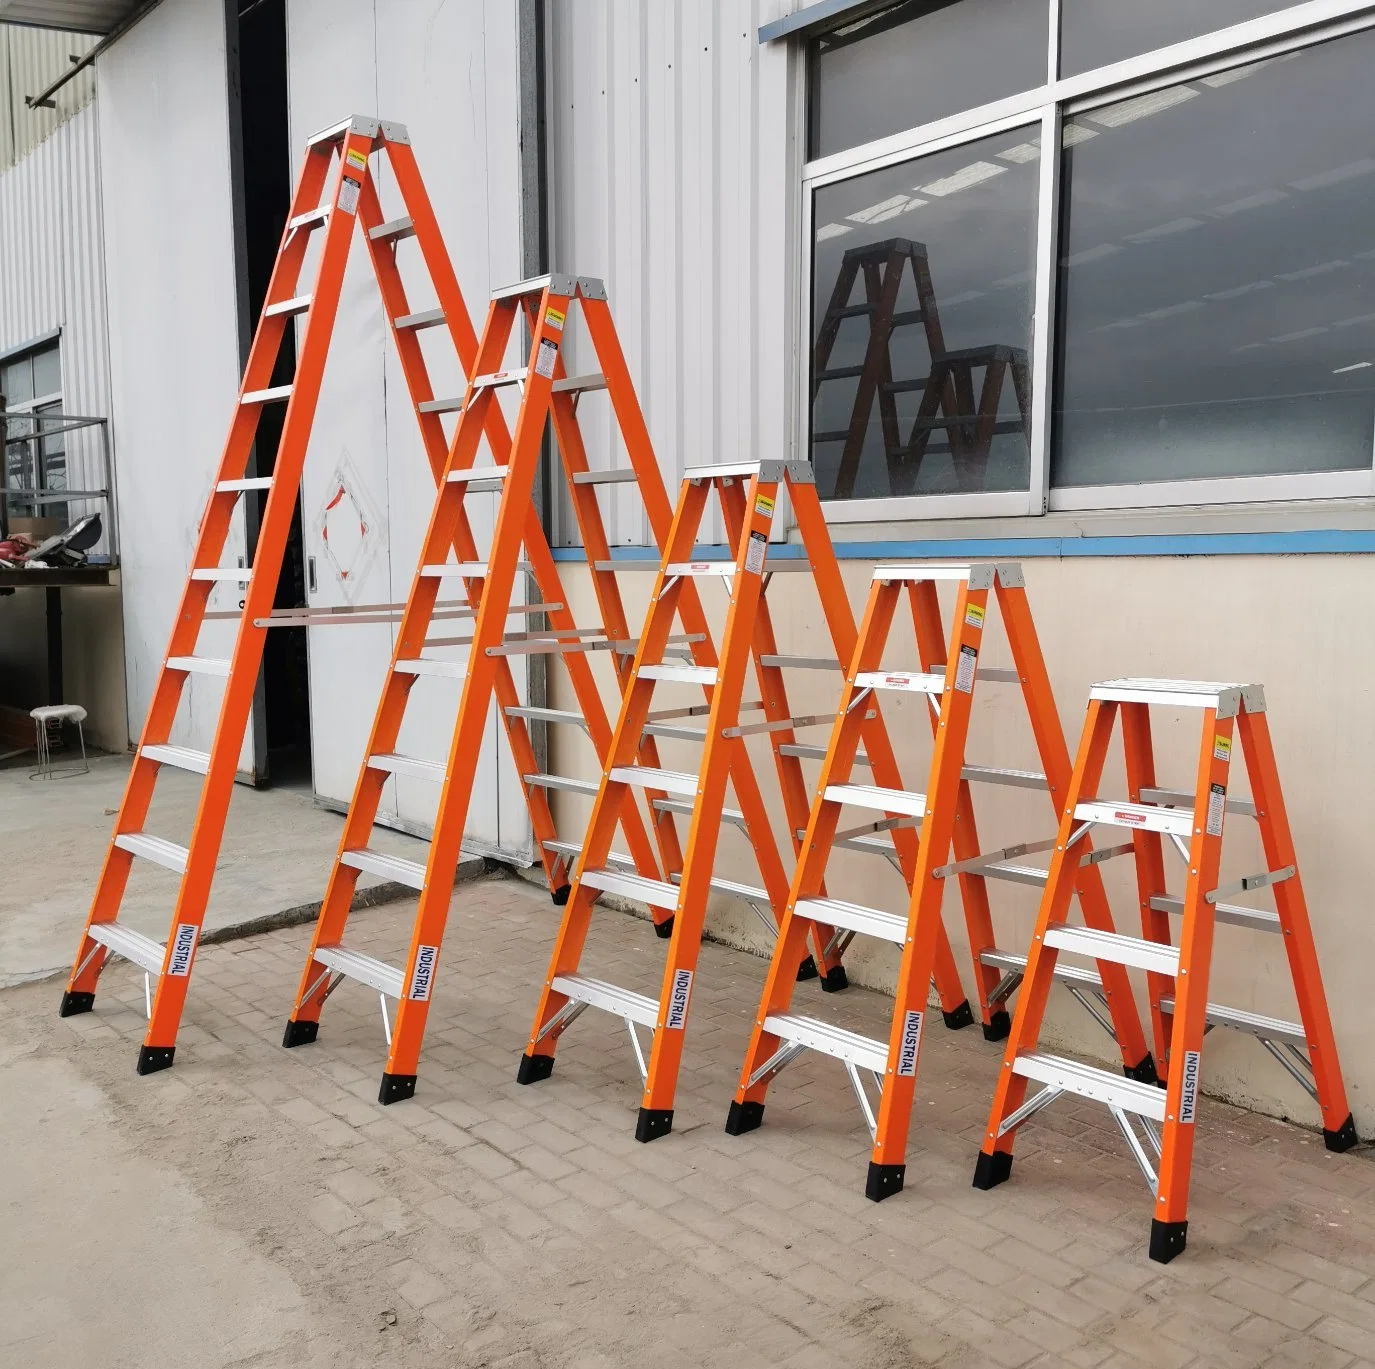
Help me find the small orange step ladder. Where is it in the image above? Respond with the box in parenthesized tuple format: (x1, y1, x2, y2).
(57, 116, 510, 1072)
(725, 562, 1156, 1200)
(517, 464, 980, 1142)
(973, 678, 1355, 1262)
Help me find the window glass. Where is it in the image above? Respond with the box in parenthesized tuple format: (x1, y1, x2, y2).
(2, 356, 33, 405)
(1061, 1, 1297, 77)
(31, 344, 61, 399)
(811, 125, 1040, 500)
(809, 0, 1048, 159)
(1053, 35, 1375, 490)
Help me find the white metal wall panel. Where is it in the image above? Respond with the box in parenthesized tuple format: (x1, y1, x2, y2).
(96, 0, 255, 771)
(547, 0, 801, 548)
(287, 0, 531, 859)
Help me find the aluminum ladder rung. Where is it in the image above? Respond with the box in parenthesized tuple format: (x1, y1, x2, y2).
(1075, 799, 1195, 837)
(638, 663, 718, 685)
(368, 753, 446, 782)
(542, 840, 636, 871)
(241, 385, 294, 404)
(609, 766, 698, 797)
(419, 396, 465, 414)
(796, 896, 905, 945)
(762, 1013, 888, 1074)
(666, 561, 735, 577)
(580, 868, 680, 912)
(759, 655, 843, 672)
(654, 796, 745, 828)
(1044, 924, 1181, 976)
(287, 205, 329, 232)
(491, 273, 553, 300)
(265, 295, 312, 319)
(572, 468, 638, 486)
(166, 655, 231, 677)
(421, 562, 533, 577)
(473, 368, 528, 389)
(1157, 996, 1307, 1047)
(369, 215, 415, 242)
(87, 922, 166, 976)
(980, 947, 1105, 991)
(313, 944, 405, 999)
(872, 563, 998, 587)
(1140, 785, 1257, 819)
(963, 765, 1048, 789)
(394, 308, 446, 330)
(340, 847, 427, 891)
(683, 460, 772, 480)
(113, 832, 191, 875)
(1012, 1051, 1167, 1122)
(216, 477, 274, 493)
(643, 720, 707, 742)
(506, 705, 586, 727)
(1149, 893, 1281, 933)
(446, 466, 509, 487)
(524, 772, 600, 796)
(191, 567, 253, 582)
(823, 783, 926, 819)
(854, 670, 945, 696)
(550, 973, 659, 1028)
(668, 870, 770, 903)
(395, 658, 466, 679)
(982, 862, 1049, 887)
(141, 744, 211, 776)
(552, 372, 607, 394)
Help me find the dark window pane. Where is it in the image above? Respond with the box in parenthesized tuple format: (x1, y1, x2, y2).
(1053, 34, 1375, 490)
(1061, 1, 1296, 77)
(2, 357, 33, 405)
(810, 0, 1048, 159)
(811, 126, 1039, 500)
(31, 344, 61, 400)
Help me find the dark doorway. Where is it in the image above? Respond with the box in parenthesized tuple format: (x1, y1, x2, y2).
(230, 0, 312, 786)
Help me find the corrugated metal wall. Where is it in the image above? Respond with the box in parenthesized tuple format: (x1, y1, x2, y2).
(547, 0, 801, 547)
(0, 25, 98, 172)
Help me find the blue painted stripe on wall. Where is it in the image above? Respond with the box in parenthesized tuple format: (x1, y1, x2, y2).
(550, 530, 1375, 562)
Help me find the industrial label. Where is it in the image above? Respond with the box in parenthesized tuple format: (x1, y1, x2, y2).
(337, 174, 362, 216)
(1213, 734, 1232, 763)
(167, 923, 199, 977)
(897, 1010, 924, 1076)
(754, 494, 776, 519)
(534, 338, 559, 378)
(1179, 1050, 1201, 1123)
(544, 307, 566, 331)
(744, 530, 768, 575)
(408, 944, 440, 1001)
(345, 149, 368, 171)
(1114, 809, 1148, 825)
(885, 673, 915, 689)
(964, 603, 985, 630)
(1205, 782, 1226, 837)
(954, 644, 978, 694)
(665, 968, 694, 1029)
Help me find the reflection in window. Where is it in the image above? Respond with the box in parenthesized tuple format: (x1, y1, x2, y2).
(1053, 35, 1375, 489)
(808, 0, 1047, 159)
(1, 340, 65, 524)
(1060, 1, 1293, 77)
(810, 128, 1039, 501)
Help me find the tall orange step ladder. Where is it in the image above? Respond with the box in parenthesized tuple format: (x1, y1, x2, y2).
(517, 463, 979, 1143)
(725, 562, 1157, 1201)
(56, 115, 518, 1073)
(973, 678, 1356, 1263)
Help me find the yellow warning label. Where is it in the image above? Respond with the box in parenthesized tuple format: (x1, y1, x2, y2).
(965, 603, 985, 629)
(754, 494, 776, 519)
(345, 149, 368, 171)
(1214, 734, 1232, 762)
(545, 307, 566, 331)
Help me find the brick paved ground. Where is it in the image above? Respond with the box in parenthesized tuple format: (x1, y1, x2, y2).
(19, 874, 1375, 1367)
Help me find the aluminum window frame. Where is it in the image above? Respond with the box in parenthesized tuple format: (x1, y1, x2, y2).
(799, 0, 1375, 521)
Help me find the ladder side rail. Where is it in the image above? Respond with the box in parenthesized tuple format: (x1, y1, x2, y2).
(379, 289, 573, 1097)
(788, 480, 971, 1015)
(1238, 707, 1355, 1145)
(1151, 706, 1231, 1261)
(864, 257, 904, 463)
(138, 132, 382, 1060)
(729, 577, 901, 1123)
(997, 577, 1156, 1077)
(812, 254, 862, 398)
(865, 576, 991, 1198)
(975, 698, 1119, 1180)
(1121, 701, 1181, 1068)
(521, 480, 715, 1070)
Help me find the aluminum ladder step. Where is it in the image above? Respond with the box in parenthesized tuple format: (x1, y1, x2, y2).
(265, 294, 312, 319)
(1149, 892, 1280, 933)
(166, 656, 231, 677)
(981, 947, 1106, 991)
(191, 567, 253, 582)
(419, 396, 465, 414)
(395, 658, 466, 679)
(796, 896, 905, 944)
(572, 468, 638, 486)
(1075, 799, 1195, 837)
(654, 797, 745, 828)
(446, 466, 509, 488)
(609, 766, 699, 797)
(762, 1013, 888, 1073)
(141, 744, 211, 775)
(551, 973, 659, 1028)
(552, 372, 608, 394)
(823, 783, 926, 818)
(473, 367, 528, 389)
(313, 944, 405, 999)
(669, 871, 770, 903)
(113, 832, 190, 875)
(241, 385, 293, 404)
(506, 705, 586, 727)
(368, 753, 446, 782)
(1044, 924, 1181, 976)
(981, 862, 1050, 887)
(580, 868, 680, 911)
(369, 215, 415, 242)
(542, 840, 635, 871)
(395, 308, 446, 331)
(1158, 996, 1307, 1047)
(1012, 1051, 1167, 1122)
(88, 922, 167, 976)
(340, 847, 427, 891)
(288, 205, 330, 232)
(524, 772, 600, 796)
(1090, 678, 1258, 717)
(638, 663, 718, 686)
(666, 561, 735, 577)
(854, 670, 945, 696)
(421, 562, 533, 577)
(216, 477, 274, 493)
(759, 654, 843, 672)
(873, 562, 997, 585)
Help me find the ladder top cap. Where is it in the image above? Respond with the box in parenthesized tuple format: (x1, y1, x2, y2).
(683, 459, 813, 483)
(873, 562, 1001, 589)
(308, 114, 391, 146)
(490, 273, 578, 300)
(1090, 678, 1266, 716)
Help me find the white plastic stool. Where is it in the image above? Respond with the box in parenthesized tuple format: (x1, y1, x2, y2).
(31, 704, 89, 779)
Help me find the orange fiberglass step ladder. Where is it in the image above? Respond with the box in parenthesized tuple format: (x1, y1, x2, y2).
(279, 306, 913, 1101)
(973, 678, 1356, 1263)
(57, 115, 542, 1073)
(517, 462, 983, 1143)
(724, 562, 1159, 1201)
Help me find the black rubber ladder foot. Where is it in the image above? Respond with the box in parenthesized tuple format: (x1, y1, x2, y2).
(1324, 1114, 1359, 1152)
(136, 1045, 175, 1076)
(981, 1009, 1011, 1042)
(635, 1107, 673, 1143)
(865, 1162, 905, 1202)
(1149, 1219, 1188, 1264)
(281, 1018, 319, 1049)
(59, 990, 95, 1018)
(972, 1148, 1013, 1190)
(1125, 1053, 1160, 1086)
(795, 955, 819, 982)
(724, 1100, 764, 1136)
(378, 1071, 417, 1105)
(551, 884, 572, 907)
(820, 964, 849, 993)
(653, 916, 675, 941)
(516, 1052, 555, 1085)
(942, 1000, 975, 1031)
